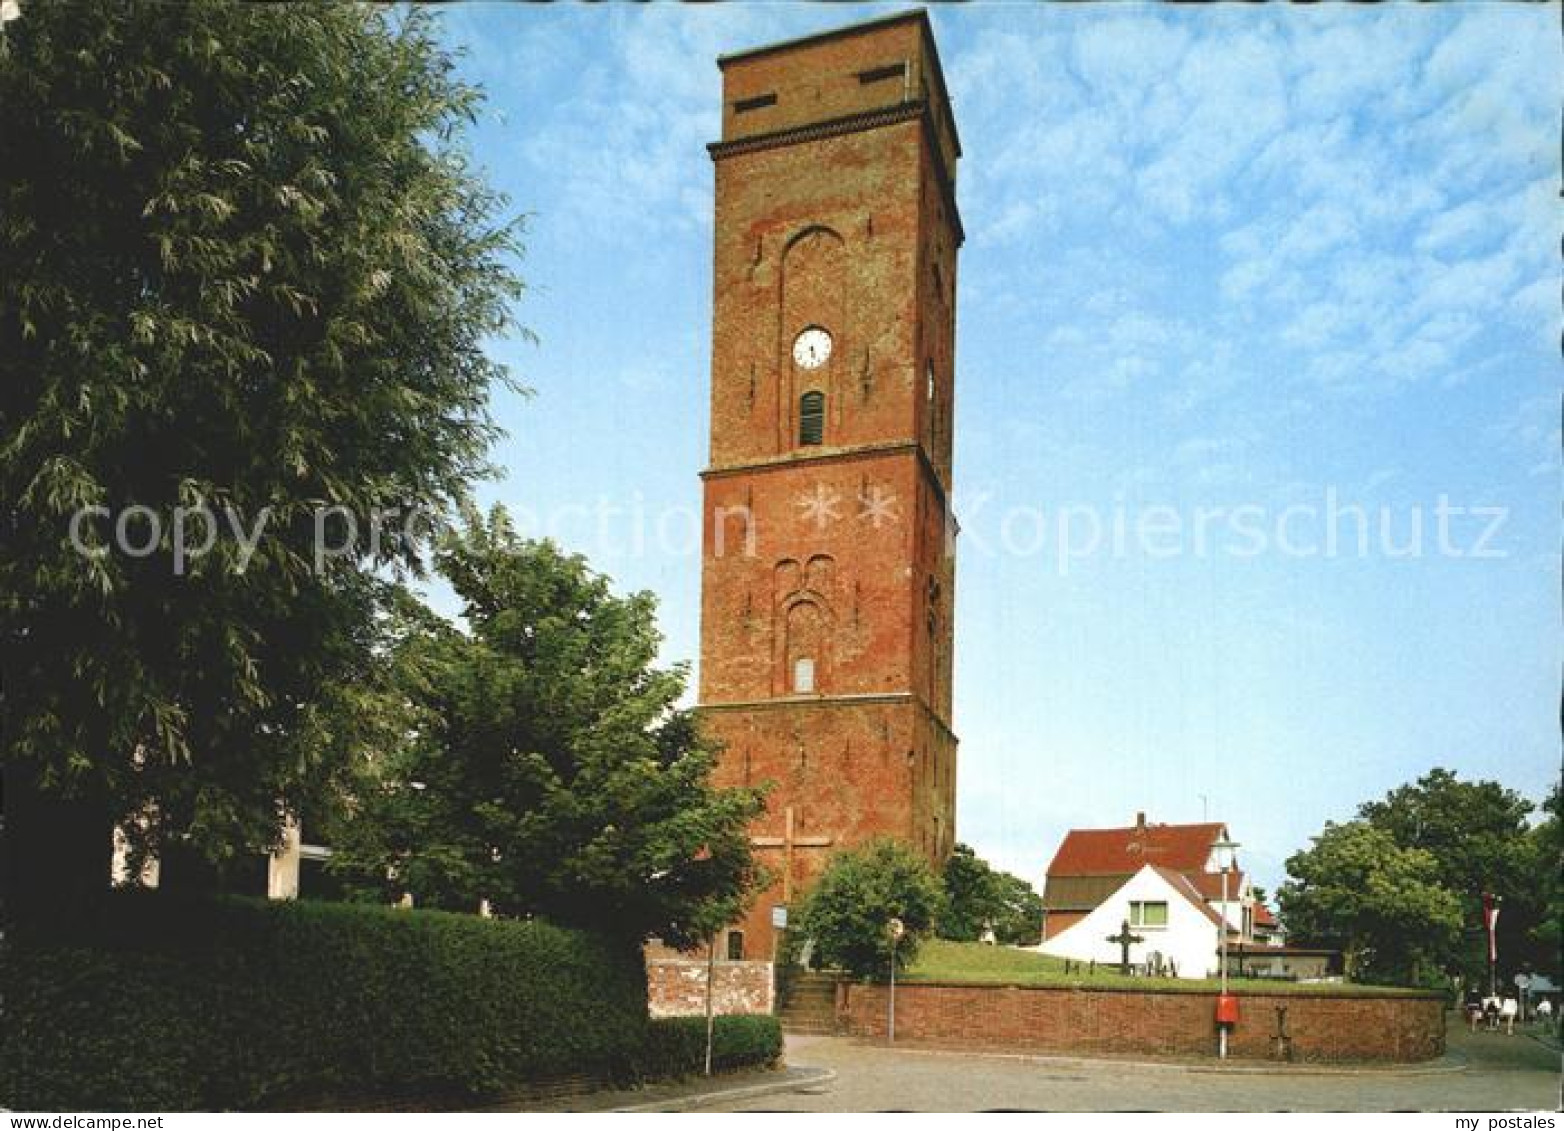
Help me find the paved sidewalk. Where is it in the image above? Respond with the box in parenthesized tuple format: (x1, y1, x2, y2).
(520, 1065, 835, 1113)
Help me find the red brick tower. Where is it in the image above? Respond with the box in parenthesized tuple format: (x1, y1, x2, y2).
(698, 11, 961, 959)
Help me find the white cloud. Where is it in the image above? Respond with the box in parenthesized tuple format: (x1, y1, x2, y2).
(483, 5, 805, 241)
(1138, 33, 1289, 224)
(1286, 12, 1424, 121)
(976, 196, 1059, 248)
(1280, 302, 1350, 351)
(1071, 17, 1191, 112)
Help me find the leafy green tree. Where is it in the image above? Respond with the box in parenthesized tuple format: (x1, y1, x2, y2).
(938, 843, 993, 942)
(327, 509, 765, 948)
(0, 3, 522, 922)
(1277, 820, 1462, 985)
(795, 838, 946, 980)
(1357, 768, 1541, 977)
(938, 843, 1043, 945)
(989, 870, 1046, 946)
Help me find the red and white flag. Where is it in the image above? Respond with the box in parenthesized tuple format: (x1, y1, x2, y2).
(1482, 892, 1501, 964)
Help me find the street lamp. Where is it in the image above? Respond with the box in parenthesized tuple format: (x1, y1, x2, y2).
(1212, 836, 1241, 1059)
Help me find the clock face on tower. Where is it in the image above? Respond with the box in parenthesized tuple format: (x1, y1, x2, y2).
(792, 327, 833, 370)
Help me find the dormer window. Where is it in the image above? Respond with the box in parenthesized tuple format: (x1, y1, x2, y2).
(799, 390, 825, 446)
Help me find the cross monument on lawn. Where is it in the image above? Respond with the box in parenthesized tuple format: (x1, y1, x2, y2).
(1107, 919, 1144, 977)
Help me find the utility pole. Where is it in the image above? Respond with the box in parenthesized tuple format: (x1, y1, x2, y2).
(704, 931, 717, 1076)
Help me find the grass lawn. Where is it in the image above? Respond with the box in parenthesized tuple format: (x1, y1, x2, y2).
(902, 940, 1433, 997)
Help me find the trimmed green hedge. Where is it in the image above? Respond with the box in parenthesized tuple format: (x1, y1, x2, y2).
(636, 1015, 783, 1080)
(0, 895, 650, 1110)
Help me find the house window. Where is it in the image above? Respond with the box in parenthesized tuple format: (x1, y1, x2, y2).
(792, 656, 815, 693)
(1129, 901, 1168, 929)
(799, 391, 825, 445)
(726, 930, 745, 961)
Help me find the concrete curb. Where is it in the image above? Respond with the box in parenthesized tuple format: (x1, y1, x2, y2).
(609, 1067, 837, 1112)
(1183, 1055, 1468, 1078)
(834, 1039, 1469, 1079)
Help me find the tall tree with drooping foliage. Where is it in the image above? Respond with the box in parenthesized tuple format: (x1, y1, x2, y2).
(326, 508, 766, 948)
(0, 1, 524, 923)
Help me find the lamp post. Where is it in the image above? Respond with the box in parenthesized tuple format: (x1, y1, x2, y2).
(1212, 836, 1241, 1059)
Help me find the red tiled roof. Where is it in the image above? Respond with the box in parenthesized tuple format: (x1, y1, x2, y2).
(1252, 902, 1277, 928)
(1047, 821, 1225, 877)
(1186, 869, 1245, 902)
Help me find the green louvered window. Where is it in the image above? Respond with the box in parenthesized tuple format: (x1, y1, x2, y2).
(799, 391, 825, 446)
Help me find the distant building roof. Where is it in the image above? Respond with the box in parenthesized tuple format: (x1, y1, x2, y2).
(1252, 902, 1278, 929)
(1046, 814, 1226, 877)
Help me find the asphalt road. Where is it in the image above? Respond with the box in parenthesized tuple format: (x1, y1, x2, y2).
(710, 1022, 1562, 1112)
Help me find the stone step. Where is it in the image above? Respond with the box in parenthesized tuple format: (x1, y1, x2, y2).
(781, 979, 838, 997)
(780, 1004, 836, 1018)
(777, 970, 841, 1035)
(780, 1005, 835, 1021)
(779, 1007, 837, 1023)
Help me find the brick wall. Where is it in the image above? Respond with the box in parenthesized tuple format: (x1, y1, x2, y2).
(839, 981, 1445, 1063)
(647, 956, 775, 1019)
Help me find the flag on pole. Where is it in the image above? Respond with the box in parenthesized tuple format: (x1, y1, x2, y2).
(1482, 892, 1500, 964)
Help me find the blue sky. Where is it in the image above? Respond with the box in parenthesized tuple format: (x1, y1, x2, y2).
(421, 3, 1558, 894)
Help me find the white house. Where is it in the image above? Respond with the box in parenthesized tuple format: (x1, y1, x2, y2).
(1036, 863, 1235, 978)
(1039, 813, 1279, 954)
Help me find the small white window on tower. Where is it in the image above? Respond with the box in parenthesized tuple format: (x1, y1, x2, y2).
(793, 657, 816, 694)
(926, 361, 936, 401)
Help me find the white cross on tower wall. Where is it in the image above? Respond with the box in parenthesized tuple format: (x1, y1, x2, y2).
(750, 804, 832, 904)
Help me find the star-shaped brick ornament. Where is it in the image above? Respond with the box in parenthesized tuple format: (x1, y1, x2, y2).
(795, 483, 843, 529)
(857, 484, 900, 528)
